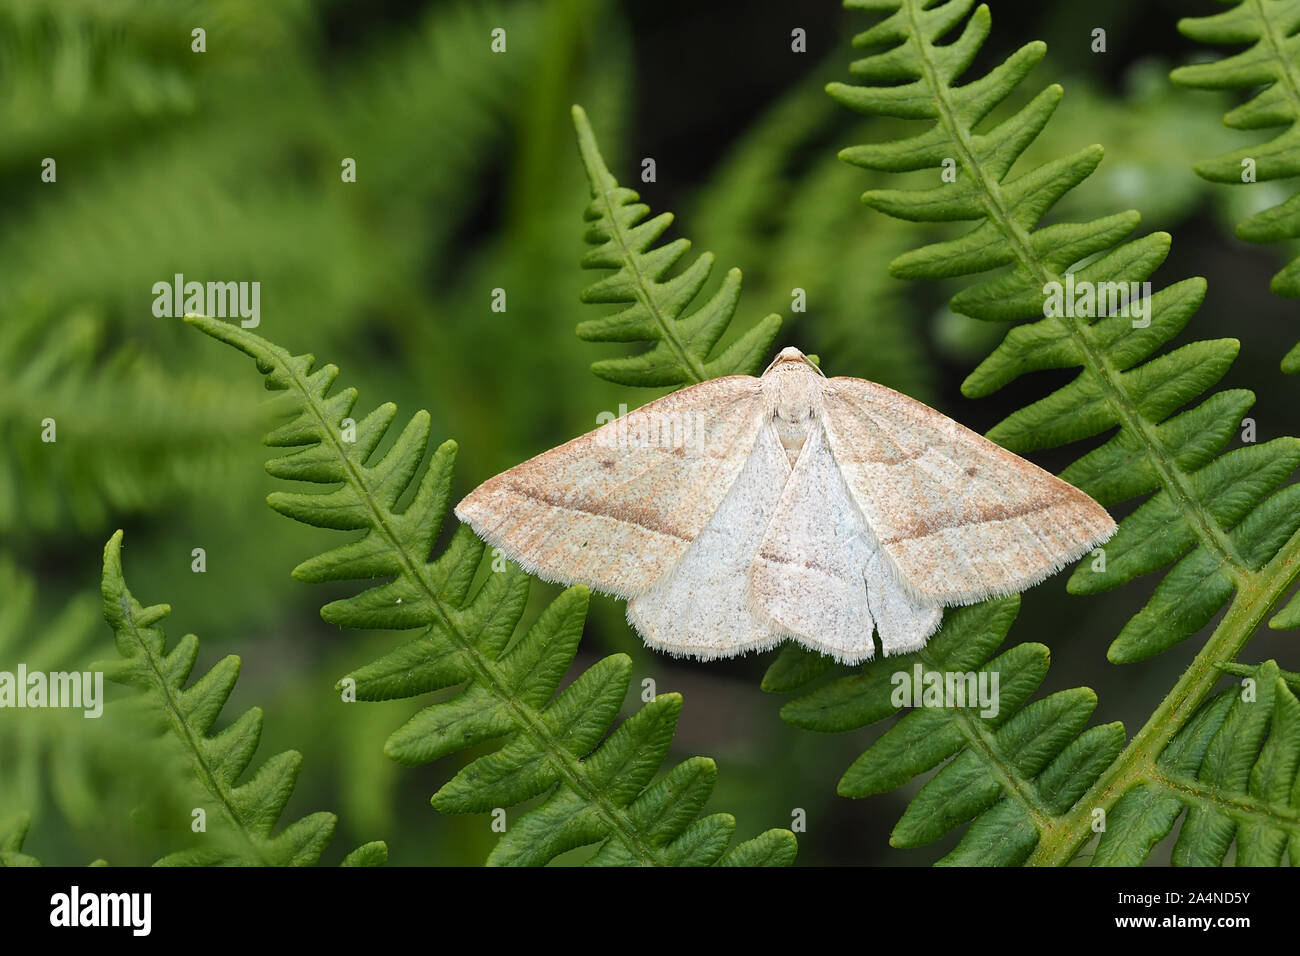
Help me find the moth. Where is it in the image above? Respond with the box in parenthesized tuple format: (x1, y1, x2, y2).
(456, 348, 1116, 664)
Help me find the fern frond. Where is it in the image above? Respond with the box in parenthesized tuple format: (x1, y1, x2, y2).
(1094, 661, 1300, 865)
(0, 555, 102, 824)
(768, 615, 1300, 865)
(768, 598, 1125, 864)
(0, 2, 538, 354)
(0, 811, 109, 867)
(826, 0, 1300, 667)
(1220, 658, 1300, 691)
(684, 54, 941, 402)
(571, 106, 782, 387)
(0, 309, 260, 536)
(1171, 0, 1300, 367)
(186, 315, 797, 867)
(824, 0, 1300, 865)
(99, 530, 386, 866)
(338, 1, 542, 259)
(0, 0, 303, 169)
(0, 813, 41, 867)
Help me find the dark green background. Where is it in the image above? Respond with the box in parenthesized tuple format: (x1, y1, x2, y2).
(1, 0, 1292, 865)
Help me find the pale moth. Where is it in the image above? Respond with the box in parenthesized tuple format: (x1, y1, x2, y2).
(456, 348, 1116, 664)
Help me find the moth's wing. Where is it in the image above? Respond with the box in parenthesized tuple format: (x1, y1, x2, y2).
(821, 378, 1117, 604)
(747, 422, 942, 664)
(862, 550, 943, 658)
(627, 422, 790, 659)
(454, 376, 765, 597)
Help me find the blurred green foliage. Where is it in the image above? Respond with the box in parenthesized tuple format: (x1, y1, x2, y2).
(0, 0, 1285, 865)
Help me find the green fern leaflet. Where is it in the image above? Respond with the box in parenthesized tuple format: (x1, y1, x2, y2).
(186, 314, 797, 867)
(99, 531, 387, 866)
(804, 0, 1300, 865)
(1172, 0, 1300, 368)
(571, 106, 782, 387)
(0, 814, 42, 867)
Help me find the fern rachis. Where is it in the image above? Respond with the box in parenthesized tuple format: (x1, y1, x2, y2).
(96, 531, 387, 866)
(569, 95, 1136, 864)
(186, 314, 798, 867)
(751, 0, 1300, 865)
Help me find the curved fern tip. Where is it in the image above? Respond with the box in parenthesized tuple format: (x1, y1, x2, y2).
(571, 103, 617, 194)
(104, 528, 125, 566)
(1282, 348, 1300, 376)
(341, 841, 389, 867)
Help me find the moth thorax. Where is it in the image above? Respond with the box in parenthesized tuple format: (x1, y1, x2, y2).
(773, 414, 810, 465)
(764, 365, 821, 466)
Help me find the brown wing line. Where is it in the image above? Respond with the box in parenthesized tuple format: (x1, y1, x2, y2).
(455, 376, 766, 597)
(876, 486, 1077, 546)
(500, 482, 692, 540)
(820, 377, 1116, 603)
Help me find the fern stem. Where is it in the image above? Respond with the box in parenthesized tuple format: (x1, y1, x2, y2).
(1148, 767, 1300, 834)
(109, 587, 269, 865)
(572, 105, 711, 384)
(963, 717, 1056, 827)
(925, 647, 1059, 832)
(236, 327, 667, 865)
(887, 0, 1300, 860)
(1219, 660, 1300, 692)
(1029, 526, 1300, 863)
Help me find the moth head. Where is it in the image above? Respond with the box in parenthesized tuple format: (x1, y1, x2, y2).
(763, 348, 822, 435)
(763, 346, 824, 378)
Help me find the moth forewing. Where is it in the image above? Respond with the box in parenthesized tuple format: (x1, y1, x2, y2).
(820, 377, 1117, 605)
(453, 376, 763, 597)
